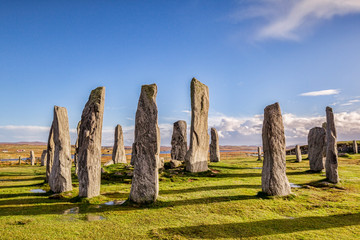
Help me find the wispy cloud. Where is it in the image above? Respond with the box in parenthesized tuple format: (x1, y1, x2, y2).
(299, 89, 340, 96)
(234, 0, 360, 40)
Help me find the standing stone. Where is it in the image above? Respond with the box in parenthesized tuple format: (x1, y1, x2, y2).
(210, 128, 220, 162)
(77, 87, 105, 198)
(325, 106, 339, 183)
(261, 102, 291, 196)
(295, 145, 302, 163)
(74, 121, 81, 175)
(185, 78, 209, 172)
(171, 120, 187, 161)
(129, 84, 160, 204)
(30, 151, 35, 165)
(353, 140, 358, 154)
(46, 125, 54, 183)
(308, 127, 326, 172)
(41, 150, 47, 166)
(18, 156, 21, 165)
(112, 124, 127, 164)
(49, 106, 73, 193)
(257, 147, 262, 161)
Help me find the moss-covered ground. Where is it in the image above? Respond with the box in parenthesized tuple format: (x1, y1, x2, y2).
(0, 154, 359, 239)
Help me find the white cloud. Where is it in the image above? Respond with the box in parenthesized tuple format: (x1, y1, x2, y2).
(234, 0, 360, 40)
(2, 109, 360, 146)
(299, 89, 340, 96)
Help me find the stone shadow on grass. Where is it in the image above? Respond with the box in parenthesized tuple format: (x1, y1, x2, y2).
(0, 182, 43, 189)
(152, 213, 360, 239)
(160, 184, 260, 195)
(0, 193, 258, 217)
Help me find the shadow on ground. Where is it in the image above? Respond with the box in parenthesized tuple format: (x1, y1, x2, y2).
(151, 213, 360, 239)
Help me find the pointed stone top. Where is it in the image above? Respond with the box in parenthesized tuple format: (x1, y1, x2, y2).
(89, 86, 105, 104)
(326, 106, 332, 112)
(191, 78, 207, 88)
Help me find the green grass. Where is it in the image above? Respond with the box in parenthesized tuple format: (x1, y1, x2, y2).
(1, 155, 360, 239)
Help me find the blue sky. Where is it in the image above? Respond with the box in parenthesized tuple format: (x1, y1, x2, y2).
(1, 0, 360, 146)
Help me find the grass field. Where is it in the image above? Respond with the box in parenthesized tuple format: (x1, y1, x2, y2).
(0, 154, 360, 239)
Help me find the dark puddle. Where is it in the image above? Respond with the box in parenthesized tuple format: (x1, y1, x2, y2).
(62, 207, 105, 221)
(30, 189, 46, 193)
(63, 207, 79, 214)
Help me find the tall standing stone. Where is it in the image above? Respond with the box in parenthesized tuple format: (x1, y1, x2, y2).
(112, 124, 127, 164)
(308, 127, 326, 172)
(49, 106, 73, 193)
(74, 121, 81, 175)
(30, 151, 35, 166)
(325, 106, 339, 183)
(295, 145, 302, 163)
(77, 87, 105, 198)
(353, 140, 358, 154)
(185, 78, 209, 172)
(129, 84, 160, 204)
(257, 147, 262, 161)
(261, 102, 291, 196)
(40, 150, 47, 166)
(171, 120, 187, 161)
(46, 125, 54, 182)
(210, 128, 220, 162)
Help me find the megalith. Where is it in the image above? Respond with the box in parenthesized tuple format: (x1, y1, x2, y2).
(74, 121, 81, 175)
(40, 150, 47, 166)
(112, 124, 127, 164)
(171, 120, 187, 161)
(257, 147, 262, 161)
(325, 106, 339, 183)
(308, 127, 326, 172)
(129, 84, 160, 204)
(295, 145, 302, 163)
(77, 87, 105, 198)
(185, 78, 209, 172)
(261, 102, 291, 196)
(30, 151, 35, 166)
(49, 106, 73, 193)
(353, 140, 358, 154)
(46, 125, 54, 183)
(210, 128, 220, 162)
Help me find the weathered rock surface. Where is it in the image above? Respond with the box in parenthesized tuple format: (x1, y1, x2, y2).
(295, 145, 302, 163)
(74, 121, 81, 175)
(159, 157, 164, 170)
(30, 151, 35, 166)
(353, 140, 358, 154)
(261, 102, 291, 196)
(77, 87, 105, 198)
(185, 78, 209, 172)
(49, 106, 73, 193)
(46, 125, 54, 183)
(257, 147, 262, 161)
(112, 124, 127, 164)
(308, 127, 326, 172)
(210, 128, 220, 162)
(40, 150, 47, 166)
(129, 84, 160, 204)
(171, 120, 187, 161)
(325, 106, 339, 183)
(170, 159, 182, 168)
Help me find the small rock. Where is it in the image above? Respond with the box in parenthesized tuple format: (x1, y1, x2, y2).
(170, 159, 182, 168)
